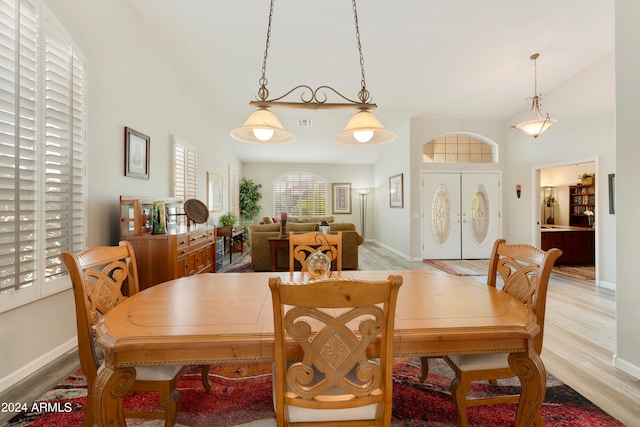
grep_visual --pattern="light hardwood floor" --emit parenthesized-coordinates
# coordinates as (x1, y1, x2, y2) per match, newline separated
(2, 241, 639, 426)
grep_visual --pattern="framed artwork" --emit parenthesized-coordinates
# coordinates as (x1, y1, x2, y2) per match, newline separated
(124, 127, 150, 179)
(389, 173, 404, 208)
(609, 173, 615, 214)
(332, 182, 352, 214)
(207, 172, 223, 212)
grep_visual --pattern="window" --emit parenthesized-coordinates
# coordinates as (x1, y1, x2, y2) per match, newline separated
(273, 172, 327, 216)
(229, 166, 239, 220)
(0, 1, 87, 312)
(423, 134, 495, 163)
(172, 135, 197, 201)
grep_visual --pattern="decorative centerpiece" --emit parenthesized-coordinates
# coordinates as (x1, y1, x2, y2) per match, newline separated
(151, 201, 167, 235)
(584, 209, 595, 227)
(307, 251, 331, 279)
(319, 220, 330, 234)
(279, 212, 288, 238)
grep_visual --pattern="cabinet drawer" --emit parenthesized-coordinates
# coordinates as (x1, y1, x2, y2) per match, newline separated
(183, 252, 197, 276)
(176, 235, 190, 254)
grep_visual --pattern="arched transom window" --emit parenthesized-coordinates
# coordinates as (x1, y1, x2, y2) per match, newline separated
(423, 134, 495, 163)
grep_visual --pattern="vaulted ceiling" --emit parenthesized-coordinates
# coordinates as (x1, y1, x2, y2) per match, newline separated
(126, 0, 614, 164)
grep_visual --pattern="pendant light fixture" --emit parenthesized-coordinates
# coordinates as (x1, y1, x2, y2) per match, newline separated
(230, 0, 395, 146)
(512, 53, 557, 138)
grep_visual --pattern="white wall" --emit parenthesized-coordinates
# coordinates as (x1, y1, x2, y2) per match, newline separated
(503, 52, 616, 286)
(614, 0, 640, 379)
(373, 121, 412, 257)
(0, 0, 242, 391)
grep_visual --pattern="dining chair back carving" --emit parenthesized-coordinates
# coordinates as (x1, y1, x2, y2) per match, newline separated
(269, 275, 402, 427)
(289, 231, 342, 273)
(60, 241, 210, 427)
(438, 238, 562, 426)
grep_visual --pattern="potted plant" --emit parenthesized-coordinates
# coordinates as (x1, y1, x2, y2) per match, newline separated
(543, 195, 556, 207)
(239, 177, 263, 222)
(579, 173, 595, 186)
(219, 213, 237, 228)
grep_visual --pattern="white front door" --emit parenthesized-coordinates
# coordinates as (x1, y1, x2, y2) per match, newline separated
(422, 172, 501, 259)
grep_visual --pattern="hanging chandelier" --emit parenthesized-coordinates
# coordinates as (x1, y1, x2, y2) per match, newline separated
(511, 53, 557, 139)
(230, 0, 396, 146)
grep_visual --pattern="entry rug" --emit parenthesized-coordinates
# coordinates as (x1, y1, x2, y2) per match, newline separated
(6, 358, 623, 426)
(423, 259, 490, 276)
(552, 265, 596, 280)
(424, 259, 596, 281)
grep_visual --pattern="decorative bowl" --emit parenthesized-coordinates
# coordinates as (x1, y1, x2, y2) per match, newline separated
(307, 251, 331, 279)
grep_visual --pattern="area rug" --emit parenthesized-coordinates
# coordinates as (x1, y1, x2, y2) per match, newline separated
(423, 259, 489, 276)
(222, 251, 253, 273)
(424, 259, 596, 281)
(552, 265, 596, 280)
(6, 358, 623, 427)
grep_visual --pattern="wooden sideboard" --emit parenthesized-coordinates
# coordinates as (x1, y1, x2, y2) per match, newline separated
(120, 196, 217, 290)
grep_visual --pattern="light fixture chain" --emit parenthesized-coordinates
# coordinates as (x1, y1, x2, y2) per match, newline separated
(352, 0, 370, 104)
(258, 0, 276, 101)
(533, 55, 538, 96)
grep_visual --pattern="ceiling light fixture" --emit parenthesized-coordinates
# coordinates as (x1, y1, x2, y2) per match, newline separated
(512, 53, 557, 139)
(230, 0, 396, 146)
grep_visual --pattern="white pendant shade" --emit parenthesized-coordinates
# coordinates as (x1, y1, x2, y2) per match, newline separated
(512, 96, 557, 139)
(333, 110, 396, 146)
(230, 108, 294, 144)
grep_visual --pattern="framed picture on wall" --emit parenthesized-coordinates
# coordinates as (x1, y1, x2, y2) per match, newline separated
(389, 173, 404, 208)
(207, 171, 223, 212)
(332, 182, 352, 214)
(124, 127, 150, 179)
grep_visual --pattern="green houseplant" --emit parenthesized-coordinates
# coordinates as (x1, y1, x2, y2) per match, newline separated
(239, 177, 263, 222)
(219, 213, 237, 228)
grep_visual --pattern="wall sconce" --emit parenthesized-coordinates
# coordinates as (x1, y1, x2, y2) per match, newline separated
(516, 184, 522, 199)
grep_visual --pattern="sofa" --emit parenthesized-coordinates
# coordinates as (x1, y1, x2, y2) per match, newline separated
(248, 222, 364, 271)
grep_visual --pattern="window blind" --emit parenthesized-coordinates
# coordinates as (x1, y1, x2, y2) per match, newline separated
(229, 166, 239, 220)
(0, 0, 87, 311)
(273, 173, 327, 216)
(172, 136, 197, 201)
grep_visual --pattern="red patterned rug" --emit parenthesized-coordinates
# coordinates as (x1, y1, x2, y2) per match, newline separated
(222, 251, 253, 273)
(6, 358, 622, 426)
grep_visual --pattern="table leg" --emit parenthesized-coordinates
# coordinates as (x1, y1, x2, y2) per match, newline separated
(93, 365, 136, 427)
(509, 351, 546, 427)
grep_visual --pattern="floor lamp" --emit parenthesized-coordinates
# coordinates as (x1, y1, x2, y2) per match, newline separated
(357, 189, 370, 243)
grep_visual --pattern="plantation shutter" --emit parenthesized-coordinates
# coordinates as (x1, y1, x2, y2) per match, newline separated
(0, 0, 39, 294)
(0, 1, 87, 309)
(44, 15, 87, 280)
(229, 166, 239, 220)
(272, 173, 327, 217)
(172, 136, 197, 201)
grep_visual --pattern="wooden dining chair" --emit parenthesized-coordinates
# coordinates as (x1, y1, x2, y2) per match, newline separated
(269, 274, 403, 427)
(289, 231, 342, 273)
(425, 238, 562, 427)
(59, 242, 211, 427)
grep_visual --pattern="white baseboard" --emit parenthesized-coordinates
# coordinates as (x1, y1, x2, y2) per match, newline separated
(0, 337, 77, 393)
(598, 280, 615, 291)
(365, 240, 411, 261)
(613, 354, 640, 380)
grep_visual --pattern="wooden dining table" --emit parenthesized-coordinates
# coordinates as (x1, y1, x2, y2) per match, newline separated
(95, 270, 545, 427)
